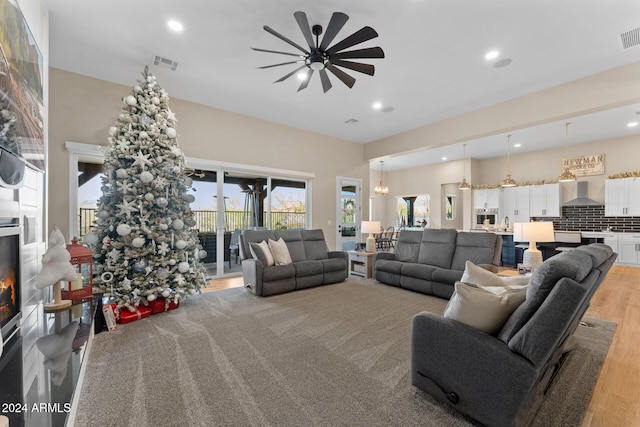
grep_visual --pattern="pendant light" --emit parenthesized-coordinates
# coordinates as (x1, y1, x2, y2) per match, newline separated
(558, 122, 577, 182)
(458, 143, 471, 190)
(501, 134, 517, 188)
(374, 161, 389, 195)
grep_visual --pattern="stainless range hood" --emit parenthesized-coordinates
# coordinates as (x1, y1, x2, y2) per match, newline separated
(563, 181, 602, 206)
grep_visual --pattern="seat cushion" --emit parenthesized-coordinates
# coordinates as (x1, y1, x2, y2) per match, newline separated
(401, 262, 437, 280)
(431, 267, 464, 286)
(321, 258, 346, 273)
(262, 264, 296, 282)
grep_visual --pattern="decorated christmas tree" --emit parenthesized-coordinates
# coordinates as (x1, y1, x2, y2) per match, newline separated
(87, 66, 207, 311)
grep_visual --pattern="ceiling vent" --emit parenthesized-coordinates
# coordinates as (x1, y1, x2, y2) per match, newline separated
(153, 55, 178, 71)
(619, 27, 640, 49)
(344, 118, 359, 124)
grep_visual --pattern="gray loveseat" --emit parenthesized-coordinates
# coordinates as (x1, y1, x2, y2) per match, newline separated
(411, 243, 617, 427)
(239, 229, 348, 296)
(374, 229, 502, 299)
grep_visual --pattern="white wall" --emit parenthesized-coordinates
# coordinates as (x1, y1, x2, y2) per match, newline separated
(48, 69, 370, 250)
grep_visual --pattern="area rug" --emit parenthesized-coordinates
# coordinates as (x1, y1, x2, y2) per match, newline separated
(75, 278, 616, 426)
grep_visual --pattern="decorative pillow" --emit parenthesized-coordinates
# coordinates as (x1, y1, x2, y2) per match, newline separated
(461, 260, 530, 288)
(249, 241, 275, 267)
(444, 281, 527, 335)
(268, 238, 293, 265)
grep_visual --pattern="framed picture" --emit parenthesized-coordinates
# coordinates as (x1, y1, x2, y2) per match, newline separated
(0, 0, 44, 171)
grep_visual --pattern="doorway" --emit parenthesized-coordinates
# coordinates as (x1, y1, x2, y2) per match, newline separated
(336, 177, 362, 251)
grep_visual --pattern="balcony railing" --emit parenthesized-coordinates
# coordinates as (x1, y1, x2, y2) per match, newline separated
(78, 208, 306, 237)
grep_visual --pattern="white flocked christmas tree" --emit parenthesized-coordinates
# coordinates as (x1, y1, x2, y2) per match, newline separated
(88, 66, 207, 311)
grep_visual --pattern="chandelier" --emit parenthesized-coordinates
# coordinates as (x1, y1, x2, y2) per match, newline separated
(458, 143, 471, 190)
(501, 134, 517, 188)
(558, 122, 577, 182)
(374, 161, 389, 195)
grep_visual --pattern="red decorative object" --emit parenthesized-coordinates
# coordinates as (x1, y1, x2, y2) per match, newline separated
(62, 237, 93, 303)
(149, 296, 180, 314)
(117, 305, 152, 324)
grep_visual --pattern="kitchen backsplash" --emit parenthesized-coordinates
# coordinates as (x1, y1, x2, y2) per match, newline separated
(531, 205, 640, 232)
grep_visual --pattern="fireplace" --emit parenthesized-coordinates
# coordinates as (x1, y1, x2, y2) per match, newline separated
(0, 226, 21, 343)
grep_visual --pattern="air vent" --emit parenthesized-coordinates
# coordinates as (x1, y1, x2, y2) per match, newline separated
(620, 27, 640, 49)
(152, 55, 179, 71)
(344, 118, 359, 124)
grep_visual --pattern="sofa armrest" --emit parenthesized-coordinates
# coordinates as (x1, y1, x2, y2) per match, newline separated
(241, 258, 264, 295)
(411, 312, 537, 427)
(328, 251, 348, 263)
(373, 252, 395, 262)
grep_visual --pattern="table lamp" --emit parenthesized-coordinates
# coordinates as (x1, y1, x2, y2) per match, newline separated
(514, 221, 555, 271)
(361, 221, 380, 253)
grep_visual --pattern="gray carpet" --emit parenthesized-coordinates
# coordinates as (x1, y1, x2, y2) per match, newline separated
(75, 278, 616, 427)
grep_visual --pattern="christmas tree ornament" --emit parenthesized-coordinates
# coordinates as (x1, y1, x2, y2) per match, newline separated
(83, 232, 99, 246)
(198, 249, 207, 259)
(116, 168, 128, 178)
(159, 223, 169, 231)
(140, 171, 154, 183)
(125, 95, 137, 106)
(147, 293, 157, 302)
(156, 197, 168, 208)
(132, 259, 147, 272)
(116, 224, 132, 236)
(175, 239, 186, 250)
(97, 210, 110, 220)
(182, 194, 196, 203)
(139, 131, 148, 139)
(162, 289, 171, 298)
(144, 192, 154, 201)
(172, 219, 184, 230)
(178, 261, 190, 273)
(151, 96, 160, 105)
(131, 236, 146, 248)
(134, 85, 142, 92)
(166, 127, 177, 138)
(109, 126, 117, 136)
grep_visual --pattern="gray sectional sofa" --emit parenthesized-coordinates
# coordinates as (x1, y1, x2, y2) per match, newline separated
(374, 228, 502, 299)
(239, 229, 348, 296)
(411, 243, 617, 427)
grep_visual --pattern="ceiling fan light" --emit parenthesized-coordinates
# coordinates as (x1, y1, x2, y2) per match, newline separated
(309, 61, 325, 71)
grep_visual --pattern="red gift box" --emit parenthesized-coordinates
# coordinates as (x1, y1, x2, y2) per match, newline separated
(149, 296, 180, 314)
(117, 305, 152, 324)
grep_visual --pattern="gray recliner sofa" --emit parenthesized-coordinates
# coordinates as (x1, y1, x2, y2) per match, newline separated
(239, 229, 348, 296)
(374, 229, 502, 299)
(411, 243, 617, 427)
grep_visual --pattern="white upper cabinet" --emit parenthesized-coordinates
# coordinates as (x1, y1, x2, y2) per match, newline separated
(529, 183, 562, 217)
(605, 178, 640, 217)
(473, 188, 500, 211)
(500, 186, 530, 224)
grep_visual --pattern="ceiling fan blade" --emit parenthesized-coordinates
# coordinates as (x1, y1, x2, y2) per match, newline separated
(274, 65, 308, 83)
(326, 26, 379, 54)
(319, 69, 332, 93)
(331, 59, 374, 76)
(264, 25, 309, 54)
(297, 69, 314, 92)
(294, 11, 315, 50)
(251, 47, 304, 58)
(327, 64, 356, 88)
(331, 47, 385, 60)
(258, 60, 303, 69)
(319, 12, 349, 51)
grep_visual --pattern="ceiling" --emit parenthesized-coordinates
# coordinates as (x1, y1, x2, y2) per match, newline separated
(47, 0, 640, 171)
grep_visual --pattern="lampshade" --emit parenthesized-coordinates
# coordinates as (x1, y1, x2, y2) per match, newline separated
(514, 221, 555, 271)
(361, 221, 380, 234)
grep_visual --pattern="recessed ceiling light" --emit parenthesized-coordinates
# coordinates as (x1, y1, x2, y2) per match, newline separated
(485, 50, 499, 60)
(514, 143, 522, 148)
(441, 156, 447, 161)
(372, 102, 383, 110)
(627, 121, 638, 127)
(167, 20, 183, 32)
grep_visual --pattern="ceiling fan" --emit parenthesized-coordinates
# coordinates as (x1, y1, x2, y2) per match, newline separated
(252, 11, 385, 93)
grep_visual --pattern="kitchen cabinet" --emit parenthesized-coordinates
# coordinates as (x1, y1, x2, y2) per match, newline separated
(605, 178, 640, 217)
(500, 186, 530, 224)
(618, 234, 640, 265)
(474, 188, 500, 211)
(529, 183, 561, 217)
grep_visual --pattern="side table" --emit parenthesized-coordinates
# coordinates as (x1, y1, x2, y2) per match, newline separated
(348, 251, 374, 279)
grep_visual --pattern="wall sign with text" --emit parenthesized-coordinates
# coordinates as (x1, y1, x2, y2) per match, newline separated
(562, 154, 604, 177)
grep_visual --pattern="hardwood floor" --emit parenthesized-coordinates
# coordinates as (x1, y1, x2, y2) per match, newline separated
(201, 266, 640, 426)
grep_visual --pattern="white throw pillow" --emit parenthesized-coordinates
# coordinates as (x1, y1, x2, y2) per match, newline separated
(268, 238, 293, 265)
(444, 281, 527, 335)
(250, 240, 275, 267)
(461, 260, 530, 288)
